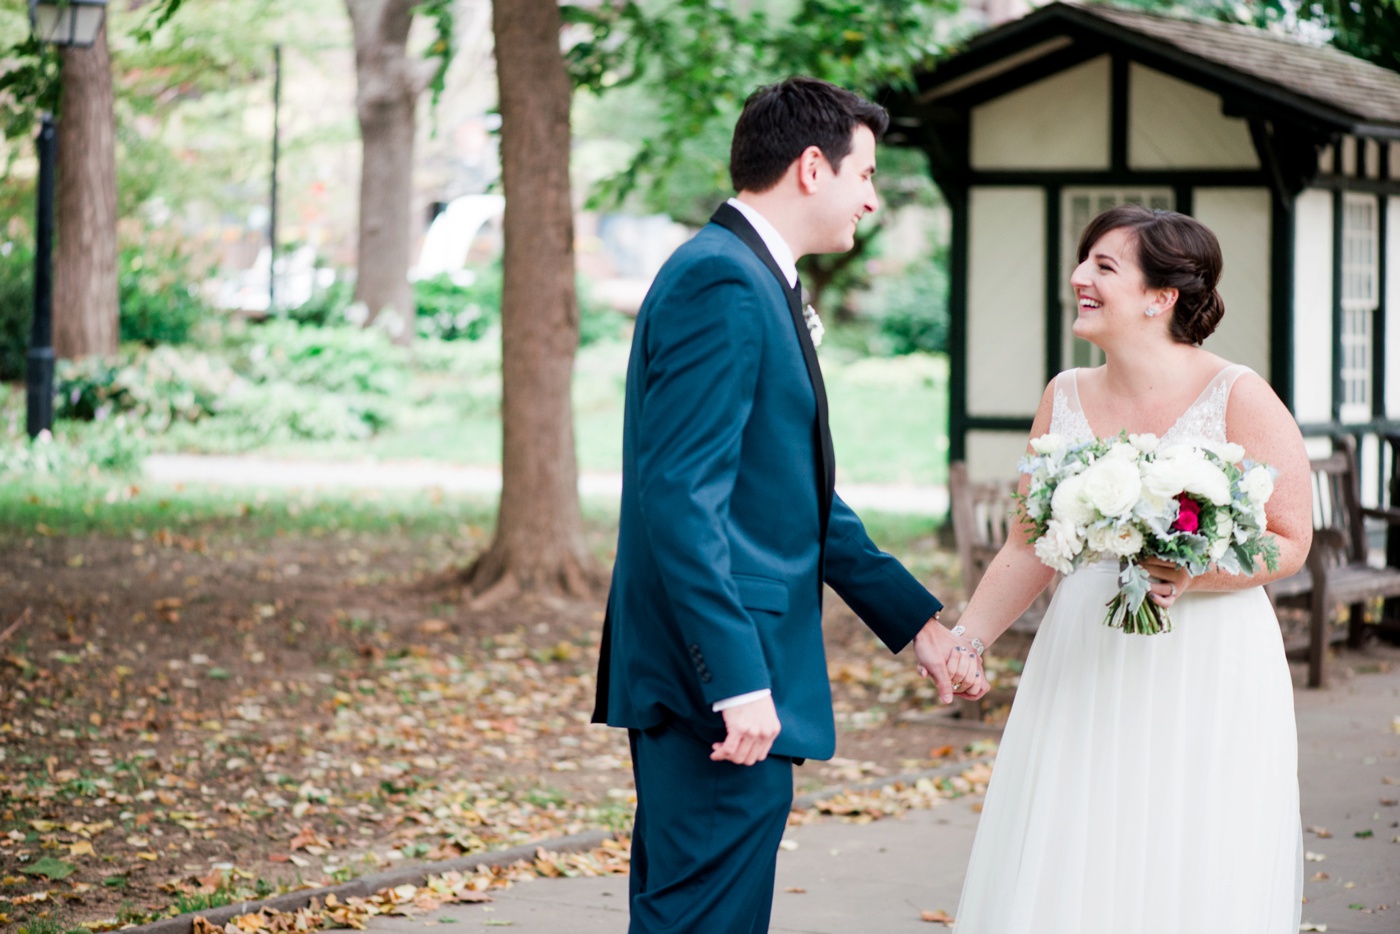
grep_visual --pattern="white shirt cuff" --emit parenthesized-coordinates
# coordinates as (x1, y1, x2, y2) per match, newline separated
(712, 688, 772, 712)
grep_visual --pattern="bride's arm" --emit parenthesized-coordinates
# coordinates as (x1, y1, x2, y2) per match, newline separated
(953, 381, 1060, 654)
(1146, 371, 1313, 601)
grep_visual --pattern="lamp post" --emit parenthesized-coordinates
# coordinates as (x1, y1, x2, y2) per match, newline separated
(26, 0, 107, 439)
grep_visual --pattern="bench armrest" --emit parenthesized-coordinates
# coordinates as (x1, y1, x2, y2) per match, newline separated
(1306, 528, 1348, 576)
(1360, 506, 1400, 526)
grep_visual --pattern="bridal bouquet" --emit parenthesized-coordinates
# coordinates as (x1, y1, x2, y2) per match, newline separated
(1017, 432, 1280, 634)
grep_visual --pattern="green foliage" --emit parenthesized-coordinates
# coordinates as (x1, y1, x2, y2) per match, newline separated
(54, 345, 236, 430)
(118, 243, 209, 346)
(288, 278, 356, 328)
(1115, 0, 1400, 73)
(415, 0, 456, 110)
(234, 318, 407, 398)
(859, 249, 950, 356)
(0, 238, 33, 381)
(414, 269, 501, 342)
(0, 406, 148, 481)
(564, 0, 959, 212)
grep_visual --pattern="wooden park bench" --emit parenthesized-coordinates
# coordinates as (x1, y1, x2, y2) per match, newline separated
(948, 461, 1052, 636)
(952, 438, 1400, 692)
(947, 462, 1053, 723)
(1266, 434, 1400, 688)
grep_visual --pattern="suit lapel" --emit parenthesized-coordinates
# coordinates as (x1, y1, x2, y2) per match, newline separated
(709, 203, 836, 527)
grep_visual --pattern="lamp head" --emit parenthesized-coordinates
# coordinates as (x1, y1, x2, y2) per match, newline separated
(30, 0, 108, 48)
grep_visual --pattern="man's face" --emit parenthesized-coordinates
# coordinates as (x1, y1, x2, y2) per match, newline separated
(812, 125, 879, 254)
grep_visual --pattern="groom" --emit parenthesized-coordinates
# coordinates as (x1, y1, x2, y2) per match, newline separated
(593, 76, 981, 932)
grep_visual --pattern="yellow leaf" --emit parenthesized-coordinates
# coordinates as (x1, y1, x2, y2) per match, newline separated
(136, 851, 158, 861)
(68, 840, 95, 858)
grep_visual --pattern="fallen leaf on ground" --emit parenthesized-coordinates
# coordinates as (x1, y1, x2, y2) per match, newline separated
(920, 908, 954, 924)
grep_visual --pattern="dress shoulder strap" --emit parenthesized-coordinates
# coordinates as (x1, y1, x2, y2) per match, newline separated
(1049, 369, 1094, 441)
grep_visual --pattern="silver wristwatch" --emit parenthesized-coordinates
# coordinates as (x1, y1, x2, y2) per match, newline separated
(950, 625, 985, 657)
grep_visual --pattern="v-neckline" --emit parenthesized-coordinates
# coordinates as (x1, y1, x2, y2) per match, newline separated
(1068, 365, 1237, 441)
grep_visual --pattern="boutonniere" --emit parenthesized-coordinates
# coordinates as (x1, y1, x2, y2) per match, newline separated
(803, 304, 824, 348)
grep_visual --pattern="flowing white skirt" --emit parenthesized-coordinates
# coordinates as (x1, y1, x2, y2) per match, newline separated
(954, 562, 1303, 933)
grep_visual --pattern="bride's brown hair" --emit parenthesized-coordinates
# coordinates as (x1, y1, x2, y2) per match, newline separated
(1076, 205, 1225, 345)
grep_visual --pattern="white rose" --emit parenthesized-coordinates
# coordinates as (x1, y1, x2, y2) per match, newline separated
(1051, 473, 1096, 526)
(1030, 433, 1064, 455)
(1182, 458, 1232, 506)
(1088, 522, 1144, 558)
(1239, 465, 1274, 506)
(1209, 441, 1246, 464)
(1142, 451, 1192, 499)
(1080, 456, 1143, 519)
(1128, 433, 1159, 454)
(1107, 523, 1144, 558)
(1104, 441, 1139, 461)
(1033, 518, 1081, 574)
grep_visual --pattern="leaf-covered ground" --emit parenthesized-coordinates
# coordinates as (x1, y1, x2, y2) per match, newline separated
(0, 487, 1000, 932)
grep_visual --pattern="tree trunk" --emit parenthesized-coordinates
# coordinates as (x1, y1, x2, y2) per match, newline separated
(53, 21, 118, 360)
(346, 0, 427, 344)
(467, 0, 599, 601)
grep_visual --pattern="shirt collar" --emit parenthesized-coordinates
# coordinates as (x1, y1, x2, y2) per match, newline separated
(726, 198, 797, 289)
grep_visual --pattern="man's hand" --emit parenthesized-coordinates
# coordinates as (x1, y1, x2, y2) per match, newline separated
(912, 617, 986, 704)
(710, 694, 781, 765)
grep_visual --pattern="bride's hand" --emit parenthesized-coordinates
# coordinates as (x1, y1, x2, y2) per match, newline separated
(1140, 558, 1189, 608)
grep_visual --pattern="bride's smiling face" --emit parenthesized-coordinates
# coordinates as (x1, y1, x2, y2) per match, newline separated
(1069, 226, 1155, 344)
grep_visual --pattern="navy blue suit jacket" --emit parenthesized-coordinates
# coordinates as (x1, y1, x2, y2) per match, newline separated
(592, 204, 942, 761)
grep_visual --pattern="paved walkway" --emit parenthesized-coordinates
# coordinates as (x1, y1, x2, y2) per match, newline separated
(359, 656, 1400, 932)
(142, 454, 950, 516)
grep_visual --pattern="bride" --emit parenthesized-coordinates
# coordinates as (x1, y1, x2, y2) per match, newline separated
(943, 205, 1312, 932)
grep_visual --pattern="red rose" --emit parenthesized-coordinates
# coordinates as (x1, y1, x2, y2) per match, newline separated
(1173, 494, 1200, 533)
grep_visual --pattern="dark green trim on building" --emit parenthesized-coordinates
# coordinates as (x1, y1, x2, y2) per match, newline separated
(1268, 190, 1295, 409)
(1332, 188, 1346, 423)
(1045, 184, 1063, 380)
(1111, 55, 1129, 172)
(947, 185, 971, 464)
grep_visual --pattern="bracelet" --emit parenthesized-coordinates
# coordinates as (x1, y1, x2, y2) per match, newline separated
(950, 624, 985, 657)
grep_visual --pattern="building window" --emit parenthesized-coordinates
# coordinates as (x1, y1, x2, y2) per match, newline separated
(1340, 192, 1378, 423)
(1061, 188, 1174, 369)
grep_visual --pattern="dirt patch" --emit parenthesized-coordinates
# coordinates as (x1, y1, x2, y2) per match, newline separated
(0, 521, 991, 930)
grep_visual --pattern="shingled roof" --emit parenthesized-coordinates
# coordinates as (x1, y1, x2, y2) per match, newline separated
(926, 1, 1400, 136)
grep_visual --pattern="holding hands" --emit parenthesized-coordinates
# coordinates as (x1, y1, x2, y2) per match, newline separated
(913, 617, 990, 702)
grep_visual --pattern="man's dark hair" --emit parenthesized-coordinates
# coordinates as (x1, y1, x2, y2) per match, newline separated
(729, 76, 889, 194)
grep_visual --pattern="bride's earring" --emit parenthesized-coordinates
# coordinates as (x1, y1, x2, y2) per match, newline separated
(1144, 306, 1159, 317)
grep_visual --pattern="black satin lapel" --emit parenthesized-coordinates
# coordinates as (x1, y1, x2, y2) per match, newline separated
(708, 204, 836, 523)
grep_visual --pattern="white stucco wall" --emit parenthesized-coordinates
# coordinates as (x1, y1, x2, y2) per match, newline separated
(967, 186, 1046, 419)
(966, 430, 1032, 482)
(970, 56, 1111, 170)
(1127, 65, 1258, 170)
(1293, 188, 1334, 423)
(1192, 188, 1271, 377)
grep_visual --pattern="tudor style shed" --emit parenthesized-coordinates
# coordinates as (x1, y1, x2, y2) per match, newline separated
(883, 1, 1400, 500)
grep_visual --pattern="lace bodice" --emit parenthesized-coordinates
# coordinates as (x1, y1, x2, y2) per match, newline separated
(1048, 365, 1249, 445)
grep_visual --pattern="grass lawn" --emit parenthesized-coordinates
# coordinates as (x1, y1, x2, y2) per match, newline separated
(243, 337, 950, 486)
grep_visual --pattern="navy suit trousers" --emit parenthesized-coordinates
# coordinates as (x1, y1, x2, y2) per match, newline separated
(628, 727, 794, 933)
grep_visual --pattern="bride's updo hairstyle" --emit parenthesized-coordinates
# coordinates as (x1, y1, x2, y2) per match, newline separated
(1076, 205, 1225, 345)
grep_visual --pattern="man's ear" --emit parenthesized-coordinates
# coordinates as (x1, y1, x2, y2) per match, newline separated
(796, 145, 825, 194)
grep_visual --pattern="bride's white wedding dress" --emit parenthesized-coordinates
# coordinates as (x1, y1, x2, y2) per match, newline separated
(953, 365, 1303, 933)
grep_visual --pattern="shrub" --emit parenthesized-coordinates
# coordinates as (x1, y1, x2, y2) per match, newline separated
(55, 345, 239, 432)
(859, 249, 950, 357)
(414, 268, 502, 342)
(0, 414, 148, 479)
(234, 319, 407, 398)
(0, 240, 34, 381)
(118, 243, 209, 346)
